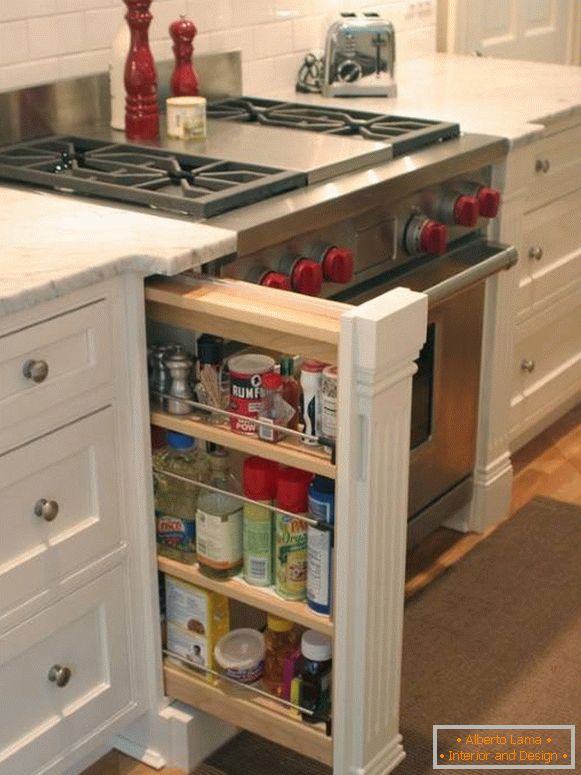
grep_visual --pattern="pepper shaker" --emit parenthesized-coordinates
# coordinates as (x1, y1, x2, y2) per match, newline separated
(123, 0, 159, 140)
(169, 15, 199, 97)
(149, 345, 173, 407)
(165, 348, 195, 415)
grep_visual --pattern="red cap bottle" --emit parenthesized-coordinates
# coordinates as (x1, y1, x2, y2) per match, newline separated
(243, 456, 278, 501)
(276, 467, 309, 514)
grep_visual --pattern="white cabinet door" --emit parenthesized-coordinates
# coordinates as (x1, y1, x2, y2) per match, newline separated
(334, 287, 427, 775)
(0, 566, 136, 775)
(0, 407, 123, 623)
(451, 0, 574, 63)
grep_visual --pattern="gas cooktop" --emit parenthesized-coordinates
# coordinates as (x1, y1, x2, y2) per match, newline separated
(0, 136, 306, 218)
(207, 97, 460, 156)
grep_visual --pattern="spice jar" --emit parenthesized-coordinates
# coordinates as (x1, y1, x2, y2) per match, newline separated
(297, 630, 332, 723)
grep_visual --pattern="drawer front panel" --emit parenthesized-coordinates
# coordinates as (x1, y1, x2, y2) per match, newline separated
(0, 408, 122, 619)
(0, 301, 113, 430)
(0, 566, 134, 775)
(518, 187, 581, 315)
(512, 290, 581, 435)
(527, 124, 581, 211)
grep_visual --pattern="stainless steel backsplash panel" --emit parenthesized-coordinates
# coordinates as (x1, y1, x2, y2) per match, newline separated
(0, 51, 242, 146)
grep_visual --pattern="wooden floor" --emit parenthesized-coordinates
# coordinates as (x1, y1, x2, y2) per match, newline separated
(82, 404, 581, 775)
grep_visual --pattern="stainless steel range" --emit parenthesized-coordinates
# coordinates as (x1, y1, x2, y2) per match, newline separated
(0, 77, 516, 545)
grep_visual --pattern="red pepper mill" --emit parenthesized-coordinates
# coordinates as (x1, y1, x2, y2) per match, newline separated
(169, 15, 199, 97)
(123, 0, 159, 140)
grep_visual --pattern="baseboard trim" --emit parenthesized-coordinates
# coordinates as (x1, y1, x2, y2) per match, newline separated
(113, 735, 166, 769)
(351, 734, 406, 775)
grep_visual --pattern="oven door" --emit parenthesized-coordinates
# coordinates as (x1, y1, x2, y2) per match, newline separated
(336, 237, 517, 546)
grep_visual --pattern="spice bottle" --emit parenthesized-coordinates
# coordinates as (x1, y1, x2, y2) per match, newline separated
(242, 456, 277, 587)
(196, 334, 227, 423)
(300, 360, 325, 445)
(275, 467, 310, 600)
(307, 476, 335, 616)
(196, 448, 243, 578)
(297, 630, 332, 723)
(153, 432, 212, 564)
(280, 355, 299, 430)
(263, 615, 301, 697)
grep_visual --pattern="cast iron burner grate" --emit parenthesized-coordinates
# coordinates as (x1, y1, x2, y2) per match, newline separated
(0, 136, 307, 218)
(207, 98, 460, 156)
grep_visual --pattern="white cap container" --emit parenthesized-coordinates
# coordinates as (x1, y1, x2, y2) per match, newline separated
(301, 629, 332, 662)
(214, 628, 265, 683)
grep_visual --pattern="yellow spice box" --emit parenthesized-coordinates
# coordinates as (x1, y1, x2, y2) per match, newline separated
(164, 574, 230, 681)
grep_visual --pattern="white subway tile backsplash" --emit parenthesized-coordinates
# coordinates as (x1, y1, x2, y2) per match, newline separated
(28, 12, 86, 59)
(85, 6, 122, 50)
(252, 20, 293, 60)
(59, 47, 108, 77)
(0, 0, 434, 92)
(0, 20, 29, 66)
(2, 56, 60, 89)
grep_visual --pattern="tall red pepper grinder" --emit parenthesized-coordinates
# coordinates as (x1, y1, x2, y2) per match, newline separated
(169, 15, 199, 96)
(123, 0, 159, 140)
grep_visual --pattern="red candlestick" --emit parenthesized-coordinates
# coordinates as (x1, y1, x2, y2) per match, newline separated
(169, 15, 199, 97)
(124, 0, 159, 140)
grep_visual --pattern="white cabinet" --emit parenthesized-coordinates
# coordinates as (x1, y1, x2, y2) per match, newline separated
(145, 275, 427, 774)
(0, 567, 134, 775)
(0, 279, 150, 775)
(505, 119, 581, 449)
(0, 408, 123, 624)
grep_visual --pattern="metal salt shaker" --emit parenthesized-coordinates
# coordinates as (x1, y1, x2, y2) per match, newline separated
(149, 345, 174, 407)
(164, 347, 194, 415)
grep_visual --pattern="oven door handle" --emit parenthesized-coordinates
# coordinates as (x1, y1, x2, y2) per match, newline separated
(426, 242, 518, 305)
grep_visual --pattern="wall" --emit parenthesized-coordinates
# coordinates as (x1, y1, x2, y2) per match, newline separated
(0, 0, 436, 94)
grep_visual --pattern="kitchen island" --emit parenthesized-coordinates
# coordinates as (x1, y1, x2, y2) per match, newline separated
(0, 51, 579, 775)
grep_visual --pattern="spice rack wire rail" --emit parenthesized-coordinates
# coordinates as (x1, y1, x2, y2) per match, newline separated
(163, 660, 333, 766)
(150, 408, 336, 479)
(158, 555, 333, 637)
(145, 274, 351, 365)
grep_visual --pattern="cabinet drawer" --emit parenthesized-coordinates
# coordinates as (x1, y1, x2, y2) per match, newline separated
(0, 408, 122, 621)
(0, 300, 113, 433)
(518, 187, 581, 315)
(0, 566, 134, 775)
(526, 124, 581, 211)
(512, 289, 581, 440)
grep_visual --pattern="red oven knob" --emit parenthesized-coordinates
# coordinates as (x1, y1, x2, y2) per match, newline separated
(260, 271, 292, 291)
(476, 187, 501, 218)
(321, 246, 354, 283)
(291, 259, 323, 295)
(419, 220, 447, 256)
(453, 195, 479, 227)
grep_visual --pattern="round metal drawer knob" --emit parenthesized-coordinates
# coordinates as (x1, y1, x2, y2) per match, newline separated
(22, 359, 49, 384)
(48, 664, 71, 688)
(521, 359, 536, 373)
(535, 159, 550, 174)
(528, 246, 543, 261)
(34, 498, 59, 522)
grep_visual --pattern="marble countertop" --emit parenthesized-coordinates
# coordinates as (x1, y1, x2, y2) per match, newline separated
(266, 53, 581, 148)
(0, 185, 235, 317)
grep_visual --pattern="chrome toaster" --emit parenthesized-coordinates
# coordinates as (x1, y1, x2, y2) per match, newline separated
(322, 12, 397, 98)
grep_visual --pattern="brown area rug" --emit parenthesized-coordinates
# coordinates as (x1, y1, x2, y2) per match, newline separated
(194, 497, 581, 775)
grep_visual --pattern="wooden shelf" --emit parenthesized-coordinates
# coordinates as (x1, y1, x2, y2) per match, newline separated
(146, 275, 349, 365)
(159, 556, 333, 637)
(151, 410, 336, 479)
(164, 661, 333, 766)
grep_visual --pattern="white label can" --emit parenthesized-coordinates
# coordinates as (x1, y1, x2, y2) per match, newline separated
(166, 96, 207, 140)
(321, 365, 337, 440)
(300, 360, 325, 445)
